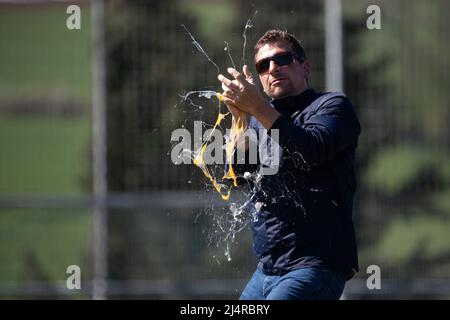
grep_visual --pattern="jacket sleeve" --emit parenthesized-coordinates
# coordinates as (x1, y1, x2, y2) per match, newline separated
(268, 96, 361, 169)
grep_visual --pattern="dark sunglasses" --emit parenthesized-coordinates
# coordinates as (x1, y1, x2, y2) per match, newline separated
(255, 52, 302, 74)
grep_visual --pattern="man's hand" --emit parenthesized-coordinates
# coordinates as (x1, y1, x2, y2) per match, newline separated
(222, 94, 249, 123)
(218, 67, 250, 125)
(218, 65, 280, 129)
(218, 65, 266, 115)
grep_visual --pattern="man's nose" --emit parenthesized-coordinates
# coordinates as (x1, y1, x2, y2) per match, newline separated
(269, 60, 279, 73)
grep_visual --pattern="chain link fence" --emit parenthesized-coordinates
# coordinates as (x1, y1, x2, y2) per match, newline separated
(0, 0, 449, 299)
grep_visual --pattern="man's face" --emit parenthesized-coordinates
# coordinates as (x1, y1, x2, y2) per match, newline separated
(255, 40, 310, 99)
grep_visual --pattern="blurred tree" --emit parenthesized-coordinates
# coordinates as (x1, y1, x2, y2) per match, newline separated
(343, 0, 450, 281)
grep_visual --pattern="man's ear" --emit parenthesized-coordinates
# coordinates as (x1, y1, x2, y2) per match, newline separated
(303, 59, 310, 81)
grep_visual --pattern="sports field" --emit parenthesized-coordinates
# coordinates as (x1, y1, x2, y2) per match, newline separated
(0, 4, 92, 285)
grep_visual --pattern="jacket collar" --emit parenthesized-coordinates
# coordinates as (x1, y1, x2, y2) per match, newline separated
(271, 88, 319, 118)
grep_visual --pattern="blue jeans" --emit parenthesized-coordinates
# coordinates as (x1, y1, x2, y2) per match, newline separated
(239, 266, 347, 300)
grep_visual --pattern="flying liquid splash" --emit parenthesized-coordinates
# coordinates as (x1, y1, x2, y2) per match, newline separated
(179, 15, 258, 261)
(181, 24, 220, 74)
(180, 91, 247, 201)
(240, 10, 258, 68)
(180, 13, 258, 200)
(192, 93, 232, 200)
(224, 41, 236, 70)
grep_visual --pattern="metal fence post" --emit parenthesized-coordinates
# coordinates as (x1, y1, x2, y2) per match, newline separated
(91, 0, 108, 300)
(325, 0, 347, 299)
(325, 0, 343, 92)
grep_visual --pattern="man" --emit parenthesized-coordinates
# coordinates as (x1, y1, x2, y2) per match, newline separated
(217, 29, 361, 300)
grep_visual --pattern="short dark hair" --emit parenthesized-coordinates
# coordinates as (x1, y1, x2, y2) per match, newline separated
(254, 29, 306, 61)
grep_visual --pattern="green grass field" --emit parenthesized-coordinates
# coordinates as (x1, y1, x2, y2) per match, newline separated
(0, 208, 91, 282)
(0, 5, 92, 100)
(0, 4, 92, 286)
(0, 116, 90, 194)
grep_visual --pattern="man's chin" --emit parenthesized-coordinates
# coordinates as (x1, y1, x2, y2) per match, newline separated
(269, 89, 289, 99)
(268, 86, 307, 99)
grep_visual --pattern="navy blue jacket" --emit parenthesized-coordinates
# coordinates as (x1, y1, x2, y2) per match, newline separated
(235, 88, 361, 278)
